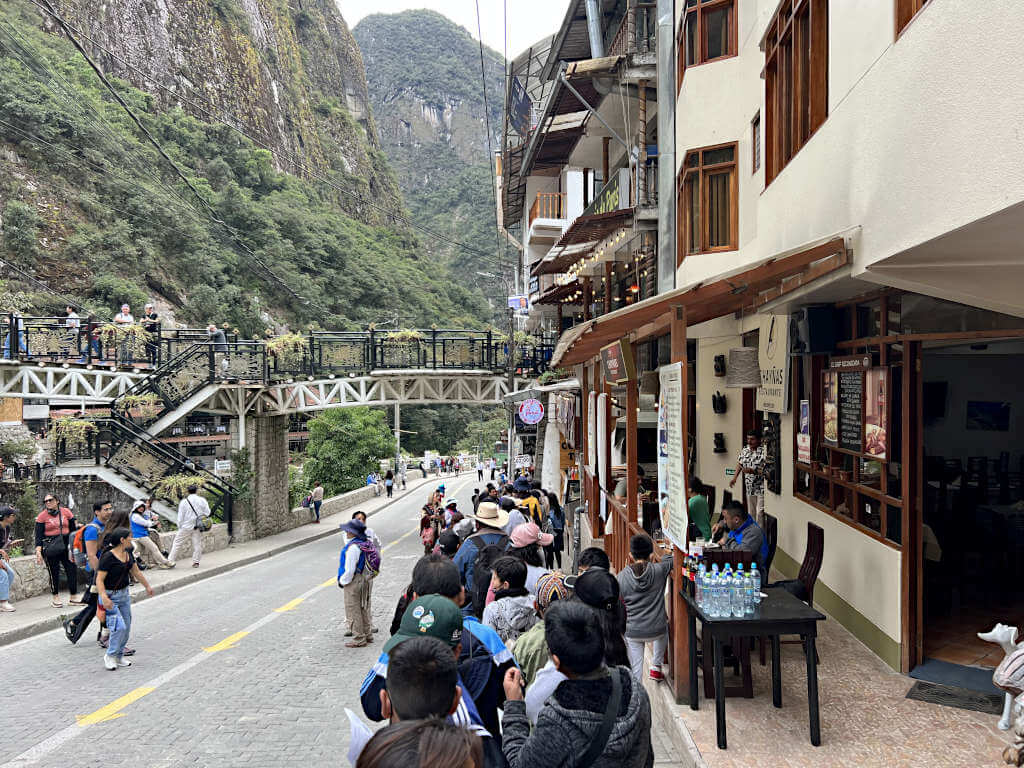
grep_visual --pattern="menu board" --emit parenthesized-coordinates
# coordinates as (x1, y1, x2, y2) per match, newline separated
(838, 371, 864, 453)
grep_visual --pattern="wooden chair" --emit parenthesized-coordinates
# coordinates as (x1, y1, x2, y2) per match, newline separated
(779, 522, 824, 659)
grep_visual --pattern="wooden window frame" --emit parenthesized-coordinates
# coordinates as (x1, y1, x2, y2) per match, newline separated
(896, 0, 930, 37)
(763, 0, 828, 186)
(677, 141, 738, 261)
(751, 111, 761, 173)
(679, 0, 737, 83)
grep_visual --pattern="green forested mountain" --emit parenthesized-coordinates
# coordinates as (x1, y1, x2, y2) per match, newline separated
(0, 0, 490, 331)
(353, 10, 515, 292)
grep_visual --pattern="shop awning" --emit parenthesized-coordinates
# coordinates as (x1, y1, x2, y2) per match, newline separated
(533, 208, 635, 275)
(535, 279, 581, 305)
(553, 238, 850, 366)
(504, 377, 581, 404)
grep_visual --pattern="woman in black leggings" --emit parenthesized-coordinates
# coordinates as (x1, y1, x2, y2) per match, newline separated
(34, 494, 80, 608)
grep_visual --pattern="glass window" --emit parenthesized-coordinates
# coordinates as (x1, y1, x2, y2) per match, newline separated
(703, 4, 731, 60)
(679, 143, 737, 258)
(680, 1, 735, 74)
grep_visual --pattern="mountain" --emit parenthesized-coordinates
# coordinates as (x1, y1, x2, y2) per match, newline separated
(353, 10, 514, 291)
(0, 0, 490, 332)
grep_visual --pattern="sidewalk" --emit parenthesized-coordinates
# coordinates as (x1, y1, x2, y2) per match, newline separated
(0, 473, 438, 647)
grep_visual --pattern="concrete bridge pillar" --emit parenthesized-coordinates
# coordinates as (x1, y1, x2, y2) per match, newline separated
(232, 414, 289, 542)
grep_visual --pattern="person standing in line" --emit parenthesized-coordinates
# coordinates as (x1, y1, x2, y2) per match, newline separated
(129, 499, 174, 569)
(618, 533, 673, 683)
(730, 429, 767, 527)
(345, 511, 381, 638)
(544, 492, 565, 570)
(0, 506, 19, 612)
(169, 485, 208, 568)
(384, 470, 394, 499)
(141, 303, 160, 366)
(63, 500, 112, 643)
(510, 571, 569, 687)
(113, 303, 134, 365)
(477, 459, 484, 482)
(338, 518, 379, 648)
(482, 556, 537, 644)
(34, 493, 80, 607)
(311, 482, 325, 523)
(96, 527, 154, 670)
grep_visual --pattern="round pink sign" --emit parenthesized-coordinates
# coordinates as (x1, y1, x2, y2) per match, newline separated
(518, 398, 545, 425)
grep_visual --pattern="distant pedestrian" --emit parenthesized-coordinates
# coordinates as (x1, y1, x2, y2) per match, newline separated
(419, 461, 427, 479)
(477, 460, 484, 482)
(169, 485, 209, 568)
(489, 458, 496, 481)
(96, 527, 153, 670)
(129, 499, 173, 569)
(384, 470, 394, 499)
(0, 506, 19, 612)
(311, 482, 325, 523)
(618, 533, 673, 683)
(545, 492, 565, 570)
(338, 518, 380, 648)
(34, 493, 79, 607)
(399, 465, 407, 489)
(207, 323, 229, 373)
(113, 303, 134, 365)
(141, 303, 160, 366)
(64, 305, 81, 358)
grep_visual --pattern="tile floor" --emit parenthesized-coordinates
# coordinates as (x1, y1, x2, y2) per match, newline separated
(924, 603, 1024, 668)
(661, 610, 1012, 767)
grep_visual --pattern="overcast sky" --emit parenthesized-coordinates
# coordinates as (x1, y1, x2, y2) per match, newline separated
(339, 0, 572, 59)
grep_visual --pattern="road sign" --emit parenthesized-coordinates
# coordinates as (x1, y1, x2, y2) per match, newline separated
(514, 454, 532, 468)
(518, 398, 545, 425)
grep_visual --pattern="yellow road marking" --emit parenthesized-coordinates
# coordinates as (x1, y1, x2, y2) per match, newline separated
(76, 687, 155, 726)
(275, 597, 304, 612)
(321, 577, 336, 587)
(203, 630, 249, 653)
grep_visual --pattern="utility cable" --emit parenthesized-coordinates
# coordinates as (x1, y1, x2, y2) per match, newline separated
(25, 0, 513, 269)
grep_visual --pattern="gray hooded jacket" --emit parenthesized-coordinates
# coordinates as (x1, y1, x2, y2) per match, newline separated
(617, 555, 674, 639)
(482, 593, 538, 644)
(502, 665, 653, 768)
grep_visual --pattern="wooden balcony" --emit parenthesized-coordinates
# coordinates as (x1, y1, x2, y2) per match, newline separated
(528, 192, 567, 227)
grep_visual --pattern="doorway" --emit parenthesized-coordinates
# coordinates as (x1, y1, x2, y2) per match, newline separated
(918, 338, 1024, 670)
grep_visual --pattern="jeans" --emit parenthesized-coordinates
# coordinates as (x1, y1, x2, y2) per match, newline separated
(104, 588, 132, 659)
(168, 527, 202, 565)
(625, 631, 669, 681)
(385, 483, 393, 498)
(312, 500, 322, 520)
(0, 560, 15, 600)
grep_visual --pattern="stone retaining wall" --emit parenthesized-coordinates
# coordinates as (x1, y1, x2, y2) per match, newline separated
(5, 523, 230, 601)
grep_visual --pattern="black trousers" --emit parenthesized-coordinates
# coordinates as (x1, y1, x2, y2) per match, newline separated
(68, 576, 99, 643)
(43, 551, 77, 595)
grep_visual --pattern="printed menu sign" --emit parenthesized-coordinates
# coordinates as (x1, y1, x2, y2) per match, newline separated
(658, 363, 688, 551)
(823, 371, 838, 447)
(838, 371, 864, 453)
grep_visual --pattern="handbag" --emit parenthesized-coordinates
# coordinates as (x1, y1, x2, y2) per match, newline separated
(42, 513, 68, 559)
(577, 667, 622, 768)
(186, 498, 212, 533)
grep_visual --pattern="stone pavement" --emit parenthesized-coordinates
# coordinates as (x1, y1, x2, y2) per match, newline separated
(649, 593, 1011, 768)
(0, 472, 438, 648)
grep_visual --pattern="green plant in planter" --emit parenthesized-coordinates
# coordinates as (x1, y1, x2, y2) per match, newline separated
(537, 367, 571, 385)
(53, 417, 97, 445)
(120, 393, 162, 420)
(384, 329, 425, 342)
(266, 333, 307, 368)
(153, 474, 206, 502)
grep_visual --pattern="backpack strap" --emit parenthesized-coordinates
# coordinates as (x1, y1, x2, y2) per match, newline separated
(576, 668, 622, 768)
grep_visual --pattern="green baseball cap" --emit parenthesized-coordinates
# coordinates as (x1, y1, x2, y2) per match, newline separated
(383, 595, 464, 654)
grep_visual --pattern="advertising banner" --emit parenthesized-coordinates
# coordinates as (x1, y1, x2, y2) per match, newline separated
(756, 313, 790, 413)
(658, 363, 688, 550)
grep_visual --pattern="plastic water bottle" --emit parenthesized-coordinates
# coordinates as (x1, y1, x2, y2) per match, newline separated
(712, 573, 725, 617)
(743, 571, 755, 615)
(750, 563, 762, 605)
(732, 565, 745, 616)
(696, 563, 707, 609)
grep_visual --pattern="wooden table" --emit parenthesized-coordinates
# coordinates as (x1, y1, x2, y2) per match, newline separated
(680, 586, 826, 749)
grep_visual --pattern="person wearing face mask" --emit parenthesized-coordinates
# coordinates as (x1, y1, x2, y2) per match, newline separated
(34, 494, 80, 608)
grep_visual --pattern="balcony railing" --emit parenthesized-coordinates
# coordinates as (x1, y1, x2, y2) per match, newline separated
(528, 192, 567, 227)
(609, 3, 658, 57)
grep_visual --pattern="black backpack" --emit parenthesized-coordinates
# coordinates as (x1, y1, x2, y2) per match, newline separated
(469, 533, 509, 619)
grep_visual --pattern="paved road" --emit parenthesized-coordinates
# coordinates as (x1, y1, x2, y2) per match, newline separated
(1, 471, 675, 767)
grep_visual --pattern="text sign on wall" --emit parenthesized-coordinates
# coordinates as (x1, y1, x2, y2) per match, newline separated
(658, 362, 688, 551)
(600, 338, 636, 384)
(583, 168, 629, 218)
(586, 391, 596, 474)
(756, 314, 790, 413)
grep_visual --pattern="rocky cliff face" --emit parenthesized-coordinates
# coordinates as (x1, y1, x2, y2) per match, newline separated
(52, 0, 400, 225)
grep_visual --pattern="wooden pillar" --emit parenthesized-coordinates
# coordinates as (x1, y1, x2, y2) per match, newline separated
(626, 377, 639, 529)
(556, 302, 563, 330)
(602, 137, 610, 183)
(670, 305, 692, 705)
(583, 277, 593, 321)
(604, 262, 613, 315)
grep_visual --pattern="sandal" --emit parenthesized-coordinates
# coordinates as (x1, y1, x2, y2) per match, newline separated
(51, 598, 64, 608)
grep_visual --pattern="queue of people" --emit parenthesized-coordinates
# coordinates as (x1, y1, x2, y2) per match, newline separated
(349, 484, 662, 768)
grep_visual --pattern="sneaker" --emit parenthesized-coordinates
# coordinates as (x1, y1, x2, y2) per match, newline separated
(344, 640, 367, 648)
(117, 658, 132, 668)
(192, 563, 199, 568)
(104, 655, 117, 671)
(63, 618, 77, 643)
(0, 601, 14, 612)
(68, 598, 86, 606)
(51, 598, 64, 608)
(122, 647, 136, 656)
(344, 630, 354, 637)
(649, 668, 664, 682)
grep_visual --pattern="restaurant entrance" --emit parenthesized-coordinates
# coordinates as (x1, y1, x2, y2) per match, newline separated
(918, 337, 1024, 671)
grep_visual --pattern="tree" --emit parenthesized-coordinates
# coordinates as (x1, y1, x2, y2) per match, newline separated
(454, 412, 508, 456)
(302, 407, 394, 494)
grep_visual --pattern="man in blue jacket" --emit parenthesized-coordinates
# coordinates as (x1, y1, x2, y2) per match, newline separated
(717, 500, 769, 571)
(452, 501, 510, 617)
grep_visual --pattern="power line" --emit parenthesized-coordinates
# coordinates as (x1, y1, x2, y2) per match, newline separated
(28, 1, 330, 314)
(25, 0, 513, 269)
(474, 0, 510, 287)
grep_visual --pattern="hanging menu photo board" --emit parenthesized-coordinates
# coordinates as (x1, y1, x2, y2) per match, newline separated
(823, 371, 838, 447)
(838, 371, 864, 453)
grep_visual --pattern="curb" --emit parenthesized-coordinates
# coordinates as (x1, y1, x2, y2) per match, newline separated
(0, 474, 438, 648)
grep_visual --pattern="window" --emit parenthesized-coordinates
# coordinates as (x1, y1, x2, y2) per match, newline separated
(681, 0, 736, 76)
(896, 0, 929, 35)
(751, 112, 761, 172)
(764, 0, 828, 185)
(678, 143, 737, 261)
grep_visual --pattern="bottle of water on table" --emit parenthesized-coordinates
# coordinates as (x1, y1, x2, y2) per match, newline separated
(743, 570, 755, 615)
(750, 563, 762, 605)
(732, 564, 745, 617)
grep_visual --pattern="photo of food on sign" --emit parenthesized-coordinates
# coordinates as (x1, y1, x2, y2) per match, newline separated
(864, 368, 887, 459)
(823, 371, 838, 445)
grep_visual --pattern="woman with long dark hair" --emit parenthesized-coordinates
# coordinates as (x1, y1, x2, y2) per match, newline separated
(356, 718, 482, 768)
(384, 470, 395, 499)
(95, 527, 153, 670)
(544, 492, 565, 570)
